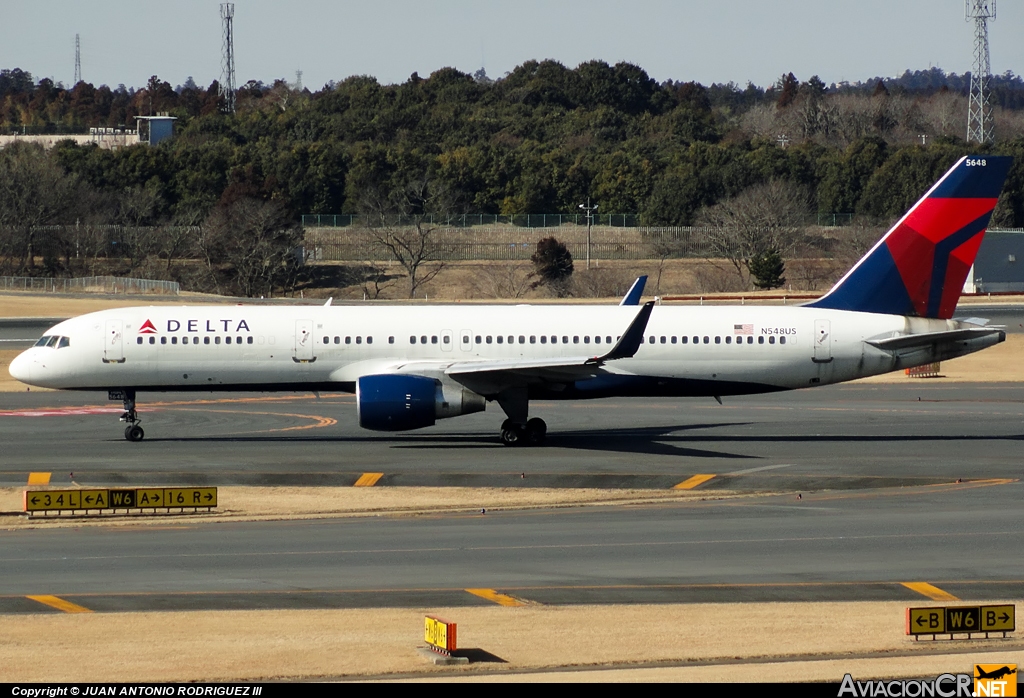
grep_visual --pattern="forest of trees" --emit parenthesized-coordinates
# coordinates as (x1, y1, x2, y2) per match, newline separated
(3, 62, 1024, 295)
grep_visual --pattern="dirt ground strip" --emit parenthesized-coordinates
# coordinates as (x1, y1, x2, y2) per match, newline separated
(1, 602, 1021, 682)
(0, 486, 731, 528)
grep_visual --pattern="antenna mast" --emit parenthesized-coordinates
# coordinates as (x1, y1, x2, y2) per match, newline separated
(220, 3, 236, 113)
(74, 34, 81, 85)
(966, 0, 996, 143)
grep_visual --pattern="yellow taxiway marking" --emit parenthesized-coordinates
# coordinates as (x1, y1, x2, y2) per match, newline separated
(901, 582, 959, 601)
(27, 595, 92, 613)
(673, 474, 716, 490)
(353, 473, 384, 487)
(27, 472, 51, 485)
(465, 588, 527, 606)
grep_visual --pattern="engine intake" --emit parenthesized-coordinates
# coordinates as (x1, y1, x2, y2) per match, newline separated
(357, 374, 485, 431)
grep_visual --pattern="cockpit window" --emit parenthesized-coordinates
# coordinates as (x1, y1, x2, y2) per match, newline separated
(34, 335, 52, 347)
(57, 336, 70, 349)
(45, 335, 59, 348)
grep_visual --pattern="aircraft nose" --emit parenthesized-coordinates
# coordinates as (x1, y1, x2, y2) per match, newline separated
(8, 350, 33, 384)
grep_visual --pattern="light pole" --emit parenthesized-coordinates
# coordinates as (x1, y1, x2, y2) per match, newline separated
(579, 198, 598, 269)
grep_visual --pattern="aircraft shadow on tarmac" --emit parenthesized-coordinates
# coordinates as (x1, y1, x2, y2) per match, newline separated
(145, 421, 1024, 460)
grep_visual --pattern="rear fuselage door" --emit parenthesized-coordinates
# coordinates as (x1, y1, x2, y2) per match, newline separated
(104, 319, 124, 363)
(813, 319, 832, 363)
(294, 320, 315, 362)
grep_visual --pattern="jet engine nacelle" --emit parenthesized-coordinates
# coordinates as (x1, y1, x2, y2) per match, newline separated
(356, 374, 486, 431)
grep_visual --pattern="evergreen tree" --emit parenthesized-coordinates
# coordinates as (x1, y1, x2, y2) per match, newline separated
(747, 249, 786, 290)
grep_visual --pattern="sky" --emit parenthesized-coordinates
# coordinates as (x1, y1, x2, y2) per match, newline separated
(1, 1, 1021, 91)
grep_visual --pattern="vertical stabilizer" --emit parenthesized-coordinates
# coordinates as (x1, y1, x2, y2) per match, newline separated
(808, 155, 1012, 318)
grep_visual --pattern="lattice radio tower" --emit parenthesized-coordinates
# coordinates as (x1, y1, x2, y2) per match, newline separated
(74, 34, 81, 85)
(966, 0, 996, 143)
(220, 3, 236, 113)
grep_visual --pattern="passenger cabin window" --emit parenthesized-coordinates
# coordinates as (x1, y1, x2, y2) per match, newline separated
(247, 337, 253, 345)
(334, 337, 340, 344)
(215, 337, 221, 345)
(725, 336, 731, 344)
(769, 336, 776, 344)
(137, 337, 143, 345)
(204, 337, 210, 345)
(367, 336, 373, 344)
(410, 336, 416, 344)
(389, 336, 395, 344)
(356, 336, 362, 344)
(758, 336, 765, 344)
(161, 337, 167, 345)
(149, 337, 156, 345)
(431, 336, 438, 344)
(171, 337, 178, 345)
(584, 336, 590, 344)
(496, 336, 503, 344)
(226, 337, 232, 344)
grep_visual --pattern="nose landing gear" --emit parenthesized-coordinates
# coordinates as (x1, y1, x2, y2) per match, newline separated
(116, 389, 144, 442)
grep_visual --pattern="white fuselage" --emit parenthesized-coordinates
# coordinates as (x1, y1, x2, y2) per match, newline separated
(8, 303, 995, 399)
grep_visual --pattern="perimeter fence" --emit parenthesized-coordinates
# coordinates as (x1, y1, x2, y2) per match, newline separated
(0, 275, 180, 294)
(301, 225, 851, 263)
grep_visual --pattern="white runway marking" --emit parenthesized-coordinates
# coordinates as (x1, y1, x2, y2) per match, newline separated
(725, 463, 797, 476)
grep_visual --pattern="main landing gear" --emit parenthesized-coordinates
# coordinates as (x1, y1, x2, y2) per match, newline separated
(496, 387, 546, 447)
(500, 418, 547, 447)
(118, 389, 144, 442)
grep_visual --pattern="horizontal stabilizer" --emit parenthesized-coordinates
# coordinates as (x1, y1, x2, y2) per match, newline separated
(866, 327, 1004, 352)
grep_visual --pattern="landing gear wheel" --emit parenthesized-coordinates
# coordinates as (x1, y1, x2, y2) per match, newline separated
(500, 426, 523, 447)
(125, 425, 145, 442)
(525, 418, 547, 446)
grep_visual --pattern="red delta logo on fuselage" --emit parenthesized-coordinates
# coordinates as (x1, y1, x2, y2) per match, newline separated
(138, 319, 158, 334)
(165, 319, 251, 333)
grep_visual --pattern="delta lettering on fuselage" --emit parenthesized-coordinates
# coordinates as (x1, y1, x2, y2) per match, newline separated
(164, 319, 251, 333)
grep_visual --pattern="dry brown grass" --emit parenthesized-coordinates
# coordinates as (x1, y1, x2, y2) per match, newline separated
(2, 602, 1020, 682)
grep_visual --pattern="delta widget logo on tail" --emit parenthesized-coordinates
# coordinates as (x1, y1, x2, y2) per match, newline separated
(138, 319, 158, 334)
(809, 155, 1014, 320)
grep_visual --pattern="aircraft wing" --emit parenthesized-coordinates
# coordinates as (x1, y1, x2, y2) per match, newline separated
(865, 327, 1004, 353)
(387, 301, 654, 395)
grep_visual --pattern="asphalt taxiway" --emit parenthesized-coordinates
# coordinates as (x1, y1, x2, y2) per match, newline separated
(1, 383, 1022, 614)
(1, 383, 1023, 489)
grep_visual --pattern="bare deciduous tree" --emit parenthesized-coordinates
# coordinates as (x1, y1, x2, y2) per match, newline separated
(477, 262, 534, 299)
(360, 177, 451, 299)
(695, 179, 810, 289)
(204, 197, 301, 297)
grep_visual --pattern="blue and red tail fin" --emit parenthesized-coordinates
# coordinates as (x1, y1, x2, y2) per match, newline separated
(807, 155, 1012, 319)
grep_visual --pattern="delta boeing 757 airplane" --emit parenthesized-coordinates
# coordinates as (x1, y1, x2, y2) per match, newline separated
(8, 155, 1013, 446)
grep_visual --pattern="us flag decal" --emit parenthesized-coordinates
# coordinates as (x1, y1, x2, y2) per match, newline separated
(734, 324, 753, 335)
